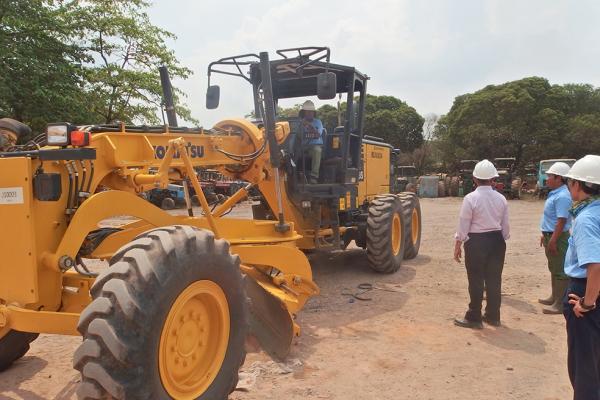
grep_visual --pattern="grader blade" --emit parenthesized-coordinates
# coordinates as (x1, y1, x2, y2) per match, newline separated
(244, 275, 294, 361)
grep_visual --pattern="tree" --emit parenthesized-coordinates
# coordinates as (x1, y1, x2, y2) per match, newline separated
(0, 0, 196, 138)
(75, 0, 196, 125)
(363, 95, 424, 152)
(0, 0, 93, 135)
(437, 77, 600, 170)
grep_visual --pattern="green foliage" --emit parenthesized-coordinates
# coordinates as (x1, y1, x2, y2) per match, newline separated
(363, 95, 424, 152)
(437, 77, 600, 170)
(75, 0, 196, 125)
(275, 95, 424, 152)
(0, 0, 93, 135)
(316, 104, 339, 133)
(0, 0, 195, 139)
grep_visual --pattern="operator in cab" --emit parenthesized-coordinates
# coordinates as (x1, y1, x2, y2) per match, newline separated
(0, 118, 30, 151)
(299, 100, 324, 184)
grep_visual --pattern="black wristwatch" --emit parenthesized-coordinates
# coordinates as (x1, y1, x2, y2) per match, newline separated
(579, 297, 597, 311)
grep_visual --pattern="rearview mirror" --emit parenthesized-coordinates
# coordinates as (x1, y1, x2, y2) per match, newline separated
(206, 85, 220, 109)
(317, 72, 337, 100)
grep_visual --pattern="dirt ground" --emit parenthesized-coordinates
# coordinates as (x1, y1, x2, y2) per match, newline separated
(0, 198, 572, 400)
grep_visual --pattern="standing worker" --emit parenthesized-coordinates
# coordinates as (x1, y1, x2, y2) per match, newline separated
(539, 162, 573, 314)
(299, 100, 324, 184)
(0, 118, 30, 151)
(561, 155, 600, 400)
(453, 159, 510, 329)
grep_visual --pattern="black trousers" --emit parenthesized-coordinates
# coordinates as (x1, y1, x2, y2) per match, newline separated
(464, 231, 506, 322)
(563, 278, 600, 400)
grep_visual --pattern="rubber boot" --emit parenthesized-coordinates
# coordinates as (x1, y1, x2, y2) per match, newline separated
(543, 279, 568, 314)
(538, 276, 554, 306)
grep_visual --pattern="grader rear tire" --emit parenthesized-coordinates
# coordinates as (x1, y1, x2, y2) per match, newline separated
(74, 225, 247, 400)
(398, 193, 422, 260)
(0, 330, 39, 372)
(366, 195, 406, 273)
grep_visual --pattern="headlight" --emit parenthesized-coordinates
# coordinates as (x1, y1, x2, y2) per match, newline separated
(46, 123, 72, 146)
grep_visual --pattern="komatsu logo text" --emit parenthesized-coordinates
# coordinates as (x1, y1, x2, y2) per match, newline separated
(153, 143, 204, 159)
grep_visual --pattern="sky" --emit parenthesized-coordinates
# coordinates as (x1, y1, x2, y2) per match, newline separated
(148, 0, 600, 126)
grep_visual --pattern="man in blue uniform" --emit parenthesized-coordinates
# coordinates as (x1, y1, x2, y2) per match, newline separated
(562, 155, 600, 400)
(539, 162, 572, 314)
(299, 100, 324, 184)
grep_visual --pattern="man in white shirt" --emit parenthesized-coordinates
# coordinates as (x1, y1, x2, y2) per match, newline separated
(454, 159, 510, 329)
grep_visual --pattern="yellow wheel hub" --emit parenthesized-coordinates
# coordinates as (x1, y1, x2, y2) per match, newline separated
(391, 213, 402, 256)
(159, 280, 230, 399)
(411, 208, 420, 244)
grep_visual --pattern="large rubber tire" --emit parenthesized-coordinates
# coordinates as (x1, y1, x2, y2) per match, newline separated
(444, 176, 452, 196)
(437, 181, 446, 198)
(366, 195, 406, 273)
(161, 197, 175, 210)
(74, 225, 247, 400)
(0, 330, 39, 372)
(450, 177, 460, 197)
(405, 183, 417, 193)
(399, 193, 422, 260)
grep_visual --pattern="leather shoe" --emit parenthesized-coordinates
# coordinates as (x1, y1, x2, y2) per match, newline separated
(483, 316, 501, 326)
(454, 318, 483, 329)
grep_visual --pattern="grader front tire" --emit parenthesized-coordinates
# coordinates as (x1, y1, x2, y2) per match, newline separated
(0, 330, 39, 372)
(74, 225, 247, 400)
(366, 195, 406, 273)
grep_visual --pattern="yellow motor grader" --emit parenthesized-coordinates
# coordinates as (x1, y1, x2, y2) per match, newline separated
(0, 47, 421, 399)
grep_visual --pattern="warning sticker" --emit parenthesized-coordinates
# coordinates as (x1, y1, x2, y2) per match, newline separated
(0, 187, 24, 205)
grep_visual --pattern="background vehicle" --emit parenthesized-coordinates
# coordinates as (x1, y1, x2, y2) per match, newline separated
(494, 157, 520, 199)
(396, 165, 419, 193)
(146, 183, 187, 209)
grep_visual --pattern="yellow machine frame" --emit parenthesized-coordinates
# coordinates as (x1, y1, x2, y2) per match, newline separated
(0, 119, 319, 339)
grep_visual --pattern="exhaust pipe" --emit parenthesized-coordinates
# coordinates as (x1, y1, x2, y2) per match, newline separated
(159, 66, 178, 127)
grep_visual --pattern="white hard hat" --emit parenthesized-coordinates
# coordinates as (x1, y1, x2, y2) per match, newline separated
(472, 159, 499, 180)
(546, 162, 571, 177)
(301, 100, 316, 112)
(564, 155, 600, 186)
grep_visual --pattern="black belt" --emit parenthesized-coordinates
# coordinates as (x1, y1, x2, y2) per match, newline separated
(542, 231, 553, 235)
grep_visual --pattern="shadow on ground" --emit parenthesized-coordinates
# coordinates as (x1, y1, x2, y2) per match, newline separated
(475, 324, 547, 354)
(0, 356, 48, 400)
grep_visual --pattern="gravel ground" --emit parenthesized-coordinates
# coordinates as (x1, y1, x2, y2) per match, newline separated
(0, 198, 572, 400)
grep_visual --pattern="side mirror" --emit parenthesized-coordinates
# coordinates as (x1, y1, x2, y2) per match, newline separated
(317, 72, 337, 100)
(206, 85, 220, 109)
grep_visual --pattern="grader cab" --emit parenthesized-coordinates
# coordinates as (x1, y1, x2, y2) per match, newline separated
(0, 47, 421, 399)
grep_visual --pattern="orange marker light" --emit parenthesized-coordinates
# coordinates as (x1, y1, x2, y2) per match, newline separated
(70, 130, 89, 146)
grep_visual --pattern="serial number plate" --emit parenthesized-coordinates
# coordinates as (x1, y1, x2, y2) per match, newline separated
(0, 187, 24, 204)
